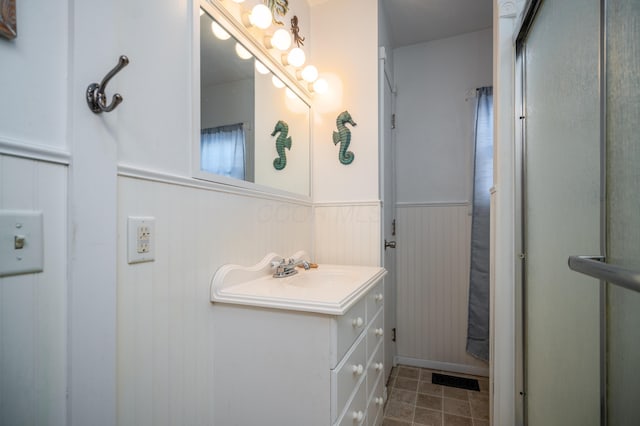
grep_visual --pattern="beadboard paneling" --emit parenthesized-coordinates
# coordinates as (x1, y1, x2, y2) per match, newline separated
(116, 176, 312, 426)
(396, 204, 487, 372)
(313, 203, 381, 266)
(0, 155, 68, 425)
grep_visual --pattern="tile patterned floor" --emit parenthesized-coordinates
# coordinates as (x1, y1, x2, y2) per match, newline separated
(382, 366, 490, 426)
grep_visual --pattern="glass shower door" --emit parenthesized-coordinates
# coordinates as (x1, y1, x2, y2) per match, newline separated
(520, 0, 601, 424)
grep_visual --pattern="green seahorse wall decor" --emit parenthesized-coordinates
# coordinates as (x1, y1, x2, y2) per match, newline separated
(333, 110, 357, 165)
(264, 0, 289, 26)
(271, 120, 292, 170)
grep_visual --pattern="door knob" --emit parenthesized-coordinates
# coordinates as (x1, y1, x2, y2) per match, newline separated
(384, 239, 396, 250)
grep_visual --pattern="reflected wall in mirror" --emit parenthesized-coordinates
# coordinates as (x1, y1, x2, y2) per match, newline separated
(198, 7, 311, 197)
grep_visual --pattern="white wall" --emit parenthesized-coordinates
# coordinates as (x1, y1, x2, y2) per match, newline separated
(311, 0, 379, 203)
(393, 29, 492, 374)
(395, 29, 493, 204)
(0, 1, 70, 424)
(310, 0, 381, 267)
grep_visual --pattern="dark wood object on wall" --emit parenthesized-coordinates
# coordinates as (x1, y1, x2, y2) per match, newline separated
(0, 0, 17, 40)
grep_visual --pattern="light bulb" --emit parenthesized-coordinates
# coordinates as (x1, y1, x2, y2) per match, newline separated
(300, 65, 318, 83)
(270, 29, 291, 51)
(235, 43, 252, 60)
(272, 76, 285, 89)
(211, 21, 230, 40)
(312, 78, 328, 94)
(250, 4, 272, 29)
(285, 47, 306, 68)
(255, 60, 269, 75)
(231, 0, 245, 3)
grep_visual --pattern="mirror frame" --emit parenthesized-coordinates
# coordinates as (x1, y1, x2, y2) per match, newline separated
(193, 0, 313, 200)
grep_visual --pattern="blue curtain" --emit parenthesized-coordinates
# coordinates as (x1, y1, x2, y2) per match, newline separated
(467, 86, 493, 362)
(201, 123, 246, 179)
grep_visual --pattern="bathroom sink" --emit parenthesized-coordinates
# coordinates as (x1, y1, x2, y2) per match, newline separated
(210, 252, 386, 315)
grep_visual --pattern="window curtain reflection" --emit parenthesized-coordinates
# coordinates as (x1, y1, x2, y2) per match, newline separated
(201, 123, 246, 180)
(467, 86, 493, 362)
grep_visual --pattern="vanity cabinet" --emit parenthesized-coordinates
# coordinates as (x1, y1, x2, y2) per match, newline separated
(211, 276, 386, 426)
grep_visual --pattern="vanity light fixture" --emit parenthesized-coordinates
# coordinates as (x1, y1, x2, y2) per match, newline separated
(211, 21, 231, 40)
(243, 4, 272, 30)
(283, 47, 305, 68)
(298, 65, 318, 83)
(255, 60, 270, 75)
(272, 76, 285, 89)
(235, 43, 253, 60)
(266, 28, 292, 51)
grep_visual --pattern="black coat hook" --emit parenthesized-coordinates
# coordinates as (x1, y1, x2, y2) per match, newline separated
(86, 55, 129, 113)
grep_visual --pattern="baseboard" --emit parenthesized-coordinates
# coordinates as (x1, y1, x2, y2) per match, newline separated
(394, 356, 489, 378)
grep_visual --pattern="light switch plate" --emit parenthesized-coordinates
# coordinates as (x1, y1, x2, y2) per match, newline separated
(0, 211, 44, 277)
(127, 216, 155, 264)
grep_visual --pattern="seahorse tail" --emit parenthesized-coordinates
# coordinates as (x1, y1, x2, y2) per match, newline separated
(273, 156, 286, 170)
(340, 150, 354, 165)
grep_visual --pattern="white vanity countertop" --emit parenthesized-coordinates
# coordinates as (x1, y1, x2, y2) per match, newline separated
(211, 256, 386, 315)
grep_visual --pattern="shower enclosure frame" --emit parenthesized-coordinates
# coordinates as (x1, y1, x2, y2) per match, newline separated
(514, 0, 608, 424)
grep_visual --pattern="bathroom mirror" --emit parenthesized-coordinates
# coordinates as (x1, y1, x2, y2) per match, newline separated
(196, 4, 311, 197)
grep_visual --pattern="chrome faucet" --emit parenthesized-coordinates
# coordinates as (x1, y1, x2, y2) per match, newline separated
(272, 257, 310, 278)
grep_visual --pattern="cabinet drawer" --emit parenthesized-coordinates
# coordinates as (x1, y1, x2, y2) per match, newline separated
(367, 340, 384, 398)
(366, 309, 384, 363)
(367, 373, 385, 426)
(335, 296, 367, 363)
(335, 376, 367, 426)
(365, 280, 384, 318)
(332, 333, 367, 422)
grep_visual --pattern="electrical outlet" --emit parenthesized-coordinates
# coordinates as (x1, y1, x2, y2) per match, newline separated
(128, 217, 155, 264)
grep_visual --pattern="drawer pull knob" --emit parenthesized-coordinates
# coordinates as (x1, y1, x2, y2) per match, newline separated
(351, 410, 364, 422)
(352, 317, 364, 328)
(375, 396, 384, 406)
(374, 293, 383, 302)
(352, 364, 364, 375)
(374, 362, 384, 371)
(374, 328, 384, 337)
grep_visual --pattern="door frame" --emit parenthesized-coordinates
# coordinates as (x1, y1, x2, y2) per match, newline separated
(67, 0, 119, 424)
(378, 46, 397, 378)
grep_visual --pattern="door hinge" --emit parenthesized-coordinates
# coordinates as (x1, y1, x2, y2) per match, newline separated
(392, 219, 396, 236)
(391, 114, 396, 129)
(392, 327, 397, 342)
(518, 252, 526, 260)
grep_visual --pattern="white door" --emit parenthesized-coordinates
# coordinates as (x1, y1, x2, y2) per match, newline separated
(379, 52, 397, 378)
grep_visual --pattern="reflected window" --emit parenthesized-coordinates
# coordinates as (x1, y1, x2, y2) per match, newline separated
(201, 123, 246, 179)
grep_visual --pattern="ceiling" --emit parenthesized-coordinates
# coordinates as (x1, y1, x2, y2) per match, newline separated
(380, 0, 493, 47)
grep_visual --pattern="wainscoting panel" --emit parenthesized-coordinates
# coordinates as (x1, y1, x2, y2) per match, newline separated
(117, 175, 313, 426)
(0, 155, 68, 425)
(313, 203, 381, 267)
(395, 203, 487, 374)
